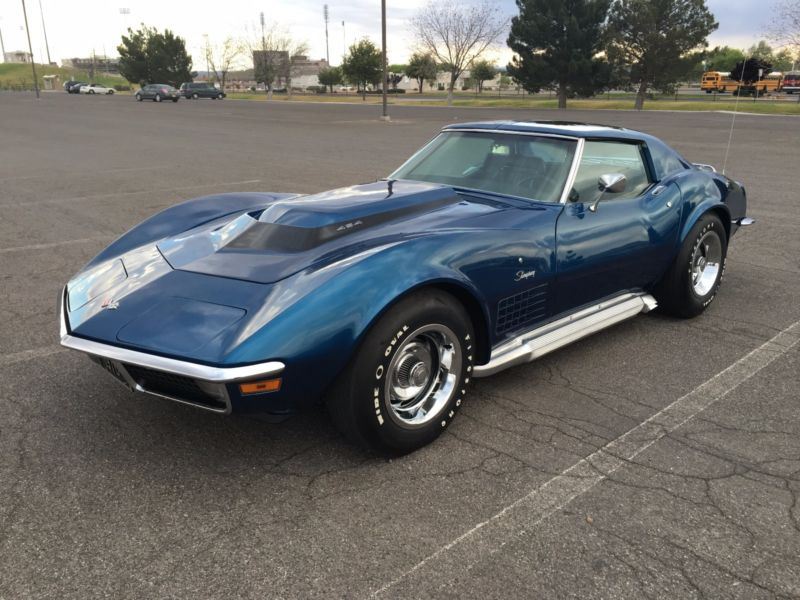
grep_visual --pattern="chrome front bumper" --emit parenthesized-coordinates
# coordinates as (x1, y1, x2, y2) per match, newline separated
(59, 288, 285, 414)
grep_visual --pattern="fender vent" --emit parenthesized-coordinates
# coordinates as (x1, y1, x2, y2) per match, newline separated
(496, 284, 548, 335)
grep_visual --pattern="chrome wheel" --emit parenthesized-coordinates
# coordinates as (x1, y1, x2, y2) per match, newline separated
(385, 324, 461, 427)
(691, 230, 723, 296)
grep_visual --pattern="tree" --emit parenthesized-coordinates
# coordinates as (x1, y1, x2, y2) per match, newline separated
(769, 0, 800, 52)
(387, 72, 403, 91)
(747, 40, 775, 61)
(204, 36, 244, 91)
(342, 39, 382, 100)
(507, 0, 611, 109)
(245, 22, 307, 98)
(730, 57, 773, 85)
(470, 60, 496, 93)
(405, 52, 438, 93)
(704, 46, 746, 72)
(117, 26, 193, 87)
(411, 0, 507, 105)
(606, 0, 717, 110)
(318, 66, 343, 93)
(773, 48, 796, 72)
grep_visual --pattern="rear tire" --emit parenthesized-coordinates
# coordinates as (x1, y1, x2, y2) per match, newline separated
(655, 213, 727, 318)
(327, 290, 475, 455)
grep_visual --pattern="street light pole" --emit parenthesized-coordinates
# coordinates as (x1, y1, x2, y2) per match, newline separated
(38, 0, 51, 64)
(21, 0, 39, 98)
(381, 0, 388, 120)
(324, 5, 330, 65)
(0, 21, 6, 61)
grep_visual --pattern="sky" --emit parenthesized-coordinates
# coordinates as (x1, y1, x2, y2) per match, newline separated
(0, 0, 783, 70)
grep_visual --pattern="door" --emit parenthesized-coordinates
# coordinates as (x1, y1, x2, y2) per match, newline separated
(554, 140, 681, 315)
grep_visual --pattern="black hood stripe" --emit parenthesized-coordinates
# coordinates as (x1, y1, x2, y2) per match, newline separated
(224, 194, 460, 253)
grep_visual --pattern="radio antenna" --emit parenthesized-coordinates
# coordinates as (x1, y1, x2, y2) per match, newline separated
(722, 53, 750, 175)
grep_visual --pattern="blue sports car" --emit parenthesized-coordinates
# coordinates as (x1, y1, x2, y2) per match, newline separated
(60, 121, 752, 454)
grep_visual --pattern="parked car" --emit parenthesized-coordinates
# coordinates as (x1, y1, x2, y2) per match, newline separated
(59, 121, 752, 454)
(180, 82, 226, 99)
(79, 83, 115, 95)
(135, 84, 180, 102)
(64, 80, 87, 94)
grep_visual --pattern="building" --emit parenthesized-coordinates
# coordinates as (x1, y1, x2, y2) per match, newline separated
(252, 51, 329, 89)
(62, 56, 120, 76)
(4, 51, 32, 64)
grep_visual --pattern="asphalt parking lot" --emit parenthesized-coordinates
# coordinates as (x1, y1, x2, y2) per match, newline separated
(1, 92, 799, 599)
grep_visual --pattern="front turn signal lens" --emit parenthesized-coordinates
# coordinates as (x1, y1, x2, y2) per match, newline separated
(239, 378, 282, 395)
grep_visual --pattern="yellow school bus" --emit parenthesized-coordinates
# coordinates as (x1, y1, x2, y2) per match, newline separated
(701, 71, 783, 95)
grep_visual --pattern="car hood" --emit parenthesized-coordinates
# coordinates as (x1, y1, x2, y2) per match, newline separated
(156, 180, 503, 284)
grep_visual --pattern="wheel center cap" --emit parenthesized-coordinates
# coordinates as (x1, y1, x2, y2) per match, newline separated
(408, 362, 430, 387)
(697, 257, 707, 270)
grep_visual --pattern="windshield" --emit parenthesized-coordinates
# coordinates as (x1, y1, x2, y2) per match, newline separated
(391, 131, 577, 203)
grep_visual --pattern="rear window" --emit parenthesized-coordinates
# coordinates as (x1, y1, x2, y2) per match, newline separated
(648, 139, 687, 180)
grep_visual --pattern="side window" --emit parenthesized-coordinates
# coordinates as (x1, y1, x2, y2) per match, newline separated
(571, 141, 650, 202)
(648, 140, 687, 181)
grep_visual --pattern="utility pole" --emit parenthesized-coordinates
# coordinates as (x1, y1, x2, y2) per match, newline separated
(203, 33, 209, 80)
(342, 20, 346, 63)
(323, 5, 330, 65)
(21, 0, 39, 98)
(380, 0, 388, 120)
(38, 0, 51, 64)
(0, 20, 6, 62)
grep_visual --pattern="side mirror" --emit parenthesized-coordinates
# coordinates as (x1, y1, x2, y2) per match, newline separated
(589, 173, 627, 212)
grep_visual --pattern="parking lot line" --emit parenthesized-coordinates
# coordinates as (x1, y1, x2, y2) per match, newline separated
(370, 317, 800, 597)
(0, 236, 113, 254)
(3, 179, 263, 207)
(0, 344, 65, 367)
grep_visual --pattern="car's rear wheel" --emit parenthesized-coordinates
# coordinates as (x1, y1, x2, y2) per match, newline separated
(108, 90, 114, 95)
(655, 213, 727, 318)
(327, 290, 474, 455)
(88, 90, 95, 94)
(217, 93, 224, 99)
(172, 97, 179, 103)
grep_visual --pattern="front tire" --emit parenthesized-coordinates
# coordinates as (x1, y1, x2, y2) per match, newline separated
(154, 94, 162, 102)
(655, 213, 727, 318)
(327, 290, 475, 455)
(192, 93, 199, 99)
(135, 93, 142, 101)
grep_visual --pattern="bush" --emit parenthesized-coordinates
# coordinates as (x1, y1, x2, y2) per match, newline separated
(113, 84, 131, 92)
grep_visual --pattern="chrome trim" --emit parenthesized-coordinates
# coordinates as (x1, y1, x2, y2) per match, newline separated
(132, 382, 231, 415)
(693, 163, 717, 173)
(560, 137, 585, 204)
(735, 217, 755, 226)
(59, 288, 285, 384)
(440, 128, 582, 142)
(473, 293, 657, 378)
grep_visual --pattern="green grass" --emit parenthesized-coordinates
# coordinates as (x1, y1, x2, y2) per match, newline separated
(0, 63, 130, 91)
(223, 91, 800, 115)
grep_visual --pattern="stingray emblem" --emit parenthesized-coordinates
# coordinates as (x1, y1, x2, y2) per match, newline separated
(515, 270, 536, 282)
(101, 298, 120, 310)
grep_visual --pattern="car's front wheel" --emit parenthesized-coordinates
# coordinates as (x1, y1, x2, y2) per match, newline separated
(108, 90, 114, 95)
(154, 94, 162, 102)
(655, 213, 728, 318)
(135, 93, 142, 101)
(192, 93, 199, 99)
(327, 290, 474, 455)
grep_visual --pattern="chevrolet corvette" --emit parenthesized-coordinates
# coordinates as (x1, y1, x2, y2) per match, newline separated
(60, 121, 752, 453)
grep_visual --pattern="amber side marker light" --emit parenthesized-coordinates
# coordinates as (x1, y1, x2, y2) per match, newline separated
(239, 378, 282, 395)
